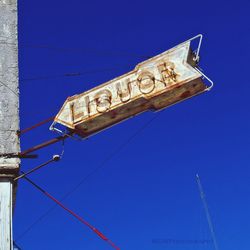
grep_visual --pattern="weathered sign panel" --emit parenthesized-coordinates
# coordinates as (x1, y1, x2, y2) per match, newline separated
(54, 40, 210, 138)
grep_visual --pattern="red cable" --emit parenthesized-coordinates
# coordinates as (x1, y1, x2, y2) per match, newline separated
(22, 175, 120, 250)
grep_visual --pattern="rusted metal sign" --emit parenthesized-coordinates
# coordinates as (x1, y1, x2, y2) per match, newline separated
(52, 36, 212, 138)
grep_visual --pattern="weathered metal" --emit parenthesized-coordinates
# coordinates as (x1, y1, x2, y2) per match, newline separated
(19, 134, 68, 156)
(19, 116, 55, 135)
(54, 39, 211, 138)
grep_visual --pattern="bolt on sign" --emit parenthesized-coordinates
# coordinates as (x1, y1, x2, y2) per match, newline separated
(53, 36, 213, 138)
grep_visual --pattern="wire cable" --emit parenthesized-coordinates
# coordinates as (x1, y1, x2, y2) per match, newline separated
(15, 113, 160, 242)
(14, 155, 60, 181)
(13, 241, 22, 250)
(20, 68, 126, 82)
(22, 174, 120, 250)
(21, 43, 151, 59)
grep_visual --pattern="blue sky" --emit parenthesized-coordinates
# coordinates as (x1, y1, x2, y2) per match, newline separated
(14, 0, 250, 249)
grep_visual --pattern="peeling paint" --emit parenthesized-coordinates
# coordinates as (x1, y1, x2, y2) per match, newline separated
(55, 41, 207, 138)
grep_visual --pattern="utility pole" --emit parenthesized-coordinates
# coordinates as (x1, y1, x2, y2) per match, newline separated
(0, 1, 20, 250)
(196, 174, 219, 250)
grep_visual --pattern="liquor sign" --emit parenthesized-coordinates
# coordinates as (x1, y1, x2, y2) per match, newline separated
(53, 39, 211, 138)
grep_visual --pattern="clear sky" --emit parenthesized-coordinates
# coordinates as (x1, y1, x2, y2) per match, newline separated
(14, 0, 250, 249)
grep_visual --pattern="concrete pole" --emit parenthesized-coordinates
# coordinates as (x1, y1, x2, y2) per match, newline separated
(0, 1, 20, 249)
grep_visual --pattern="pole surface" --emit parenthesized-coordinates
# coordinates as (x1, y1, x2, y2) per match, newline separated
(0, 181, 13, 250)
(0, 1, 20, 249)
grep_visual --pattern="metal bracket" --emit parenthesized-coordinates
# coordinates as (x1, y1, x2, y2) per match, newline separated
(49, 121, 64, 134)
(50, 121, 82, 141)
(195, 66, 214, 91)
(175, 34, 203, 63)
(187, 34, 203, 62)
(185, 34, 214, 91)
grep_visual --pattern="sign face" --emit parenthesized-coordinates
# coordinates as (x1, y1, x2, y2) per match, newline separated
(54, 41, 207, 137)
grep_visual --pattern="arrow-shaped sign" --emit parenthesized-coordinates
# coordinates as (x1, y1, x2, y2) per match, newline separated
(52, 37, 212, 138)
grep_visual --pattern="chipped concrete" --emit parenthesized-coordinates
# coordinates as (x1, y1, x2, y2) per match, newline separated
(0, 0, 20, 175)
